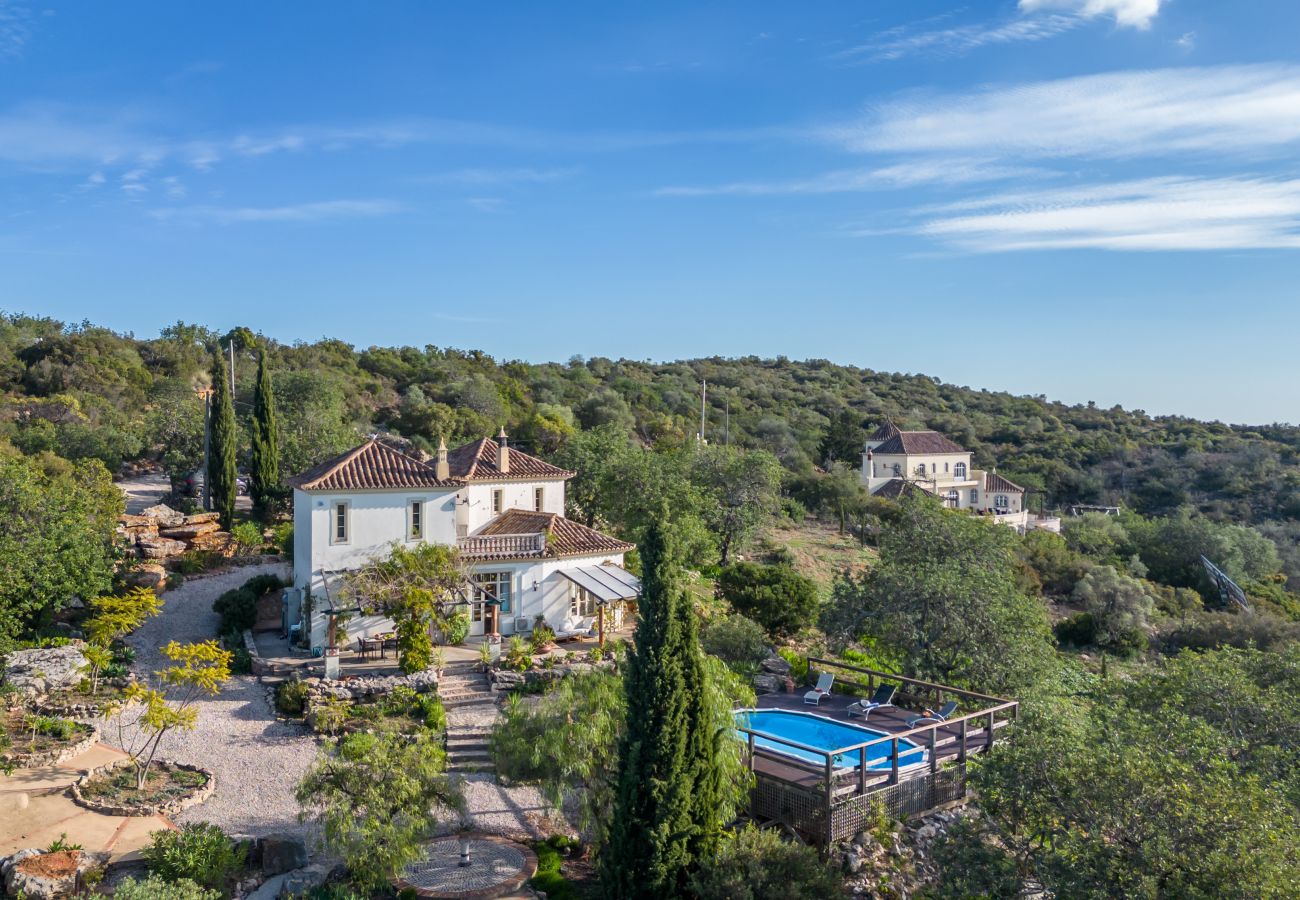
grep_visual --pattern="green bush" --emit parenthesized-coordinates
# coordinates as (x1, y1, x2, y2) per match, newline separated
(530, 621, 557, 652)
(230, 521, 264, 554)
(242, 573, 286, 597)
(530, 834, 580, 900)
(272, 521, 294, 559)
(505, 635, 533, 672)
(689, 824, 844, 899)
(174, 550, 222, 575)
(1054, 612, 1097, 648)
(276, 678, 311, 716)
(777, 648, 809, 682)
(439, 610, 470, 645)
(717, 562, 820, 640)
(700, 613, 770, 672)
(213, 588, 257, 633)
(143, 822, 246, 892)
(113, 874, 221, 900)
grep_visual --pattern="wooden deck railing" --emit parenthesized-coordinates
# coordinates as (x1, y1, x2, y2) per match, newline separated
(457, 532, 547, 557)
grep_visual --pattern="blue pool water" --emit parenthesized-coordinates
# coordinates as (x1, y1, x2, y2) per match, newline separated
(734, 709, 926, 771)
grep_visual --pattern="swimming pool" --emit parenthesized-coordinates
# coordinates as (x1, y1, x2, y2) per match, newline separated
(734, 709, 926, 771)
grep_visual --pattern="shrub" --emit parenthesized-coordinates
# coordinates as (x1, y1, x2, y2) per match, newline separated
(271, 522, 294, 559)
(530, 621, 557, 653)
(531, 835, 580, 900)
(688, 824, 844, 899)
(230, 521, 264, 555)
(113, 874, 221, 900)
(143, 822, 246, 892)
(1055, 612, 1098, 648)
(174, 551, 221, 575)
(777, 648, 808, 682)
(700, 613, 770, 671)
(505, 636, 533, 672)
(213, 588, 257, 634)
(439, 610, 470, 645)
(276, 678, 311, 716)
(242, 573, 286, 597)
(717, 562, 819, 640)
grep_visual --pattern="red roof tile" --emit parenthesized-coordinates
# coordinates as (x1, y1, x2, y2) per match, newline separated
(868, 420, 901, 441)
(474, 508, 634, 559)
(290, 439, 461, 491)
(873, 431, 968, 455)
(983, 471, 1025, 493)
(446, 438, 574, 481)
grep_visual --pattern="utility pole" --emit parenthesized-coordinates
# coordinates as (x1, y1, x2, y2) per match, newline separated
(197, 386, 214, 511)
(228, 339, 236, 396)
(724, 396, 730, 447)
(698, 379, 707, 444)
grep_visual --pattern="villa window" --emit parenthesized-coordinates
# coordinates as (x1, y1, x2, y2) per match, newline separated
(331, 501, 349, 545)
(492, 489, 503, 515)
(945, 490, 959, 507)
(970, 489, 979, 504)
(408, 499, 423, 540)
(995, 494, 1010, 509)
(917, 463, 926, 475)
(534, 486, 544, 512)
(955, 462, 967, 479)
(472, 571, 512, 616)
(944, 462, 949, 473)
(892, 464, 901, 476)
(570, 585, 598, 619)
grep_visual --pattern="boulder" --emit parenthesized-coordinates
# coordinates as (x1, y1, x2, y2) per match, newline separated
(760, 655, 792, 676)
(140, 503, 186, 526)
(160, 521, 221, 541)
(123, 563, 168, 592)
(489, 670, 526, 690)
(138, 537, 187, 559)
(2, 848, 110, 899)
(259, 834, 308, 876)
(277, 862, 334, 898)
(182, 511, 221, 525)
(2, 645, 88, 698)
(751, 673, 782, 695)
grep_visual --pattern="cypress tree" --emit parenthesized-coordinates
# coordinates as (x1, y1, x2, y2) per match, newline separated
(677, 597, 727, 864)
(208, 348, 238, 531)
(249, 349, 280, 515)
(602, 521, 698, 899)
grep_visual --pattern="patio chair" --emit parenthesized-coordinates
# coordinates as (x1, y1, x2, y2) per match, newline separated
(845, 683, 897, 720)
(906, 700, 958, 727)
(354, 636, 373, 661)
(802, 672, 835, 706)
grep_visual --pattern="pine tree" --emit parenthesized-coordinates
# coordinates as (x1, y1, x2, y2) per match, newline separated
(249, 349, 280, 515)
(208, 348, 238, 531)
(602, 521, 699, 899)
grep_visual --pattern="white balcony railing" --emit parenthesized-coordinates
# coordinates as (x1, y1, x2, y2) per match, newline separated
(457, 532, 547, 558)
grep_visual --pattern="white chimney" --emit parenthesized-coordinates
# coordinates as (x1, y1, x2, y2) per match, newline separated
(435, 437, 450, 481)
(497, 427, 510, 474)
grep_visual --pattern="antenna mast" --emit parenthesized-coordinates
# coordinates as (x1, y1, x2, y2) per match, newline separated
(698, 379, 707, 443)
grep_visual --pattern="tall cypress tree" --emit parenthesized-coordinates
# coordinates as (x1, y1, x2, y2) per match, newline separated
(208, 348, 238, 531)
(602, 521, 700, 899)
(249, 349, 280, 516)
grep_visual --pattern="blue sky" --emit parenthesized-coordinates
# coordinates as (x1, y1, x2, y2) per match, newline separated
(2, 1, 1299, 424)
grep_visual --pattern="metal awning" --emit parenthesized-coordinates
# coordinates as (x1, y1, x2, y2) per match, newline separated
(557, 565, 641, 604)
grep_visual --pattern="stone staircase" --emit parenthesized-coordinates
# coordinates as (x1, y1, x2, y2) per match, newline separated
(438, 664, 496, 709)
(444, 726, 494, 774)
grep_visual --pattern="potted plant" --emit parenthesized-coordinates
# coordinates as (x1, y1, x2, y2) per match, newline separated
(432, 647, 446, 679)
(478, 640, 492, 673)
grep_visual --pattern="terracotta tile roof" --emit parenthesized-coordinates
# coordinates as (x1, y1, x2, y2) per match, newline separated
(868, 420, 901, 441)
(873, 431, 968, 455)
(983, 471, 1025, 493)
(473, 508, 634, 559)
(871, 478, 929, 500)
(446, 438, 574, 481)
(290, 439, 461, 491)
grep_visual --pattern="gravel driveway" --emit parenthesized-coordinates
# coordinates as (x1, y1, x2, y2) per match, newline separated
(107, 562, 318, 837)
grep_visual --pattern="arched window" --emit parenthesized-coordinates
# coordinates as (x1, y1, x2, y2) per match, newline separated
(917, 463, 926, 475)
(954, 462, 967, 479)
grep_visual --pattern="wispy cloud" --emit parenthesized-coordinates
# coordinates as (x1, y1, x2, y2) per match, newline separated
(1019, 0, 1164, 30)
(150, 199, 404, 225)
(0, 1, 33, 61)
(465, 197, 507, 213)
(829, 64, 1300, 159)
(839, 0, 1165, 63)
(910, 176, 1300, 251)
(417, 166, 579, 187)
(658, 160, 1036, 196)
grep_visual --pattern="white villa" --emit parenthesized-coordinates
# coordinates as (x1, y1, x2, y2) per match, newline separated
(288, 430, 638, 652)
(860, 421, 1059, 533)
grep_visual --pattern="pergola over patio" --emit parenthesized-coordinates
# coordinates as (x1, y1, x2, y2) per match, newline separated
(739, 657, 1018, 846)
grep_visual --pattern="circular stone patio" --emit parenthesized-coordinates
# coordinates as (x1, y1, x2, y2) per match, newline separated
(395, 834, 537, 899)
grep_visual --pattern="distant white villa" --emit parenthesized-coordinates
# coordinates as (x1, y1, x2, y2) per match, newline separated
(289, 430, 638, 651)
(860, 421, 1060, 533)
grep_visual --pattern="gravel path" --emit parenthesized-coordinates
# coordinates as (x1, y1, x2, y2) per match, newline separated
(107, 562, 318, 837)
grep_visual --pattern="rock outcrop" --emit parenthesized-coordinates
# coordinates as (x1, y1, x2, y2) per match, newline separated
(2, 644, 88, 698)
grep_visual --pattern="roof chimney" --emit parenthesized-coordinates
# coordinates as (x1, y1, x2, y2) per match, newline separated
(497, 427, 510, 474)
(435, 437, 449, 481)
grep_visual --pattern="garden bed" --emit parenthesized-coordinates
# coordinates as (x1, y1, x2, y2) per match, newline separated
(0, 707, 99, 768)
(37, 679, 136, 719)
(306, 687, 446, 738)
(71, 759, 215, 817)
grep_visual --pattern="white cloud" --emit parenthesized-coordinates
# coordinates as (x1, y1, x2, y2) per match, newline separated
(151, 199, 404, 225)
(0, 1, 32, 60)
(911, 176, 1300, 251)
(658, 160, 1037, 196)
(830, 65, 1300, 159)
(418, 166, 578, 187)
(465, 197, 506, 213)
(1019, 0, 1163, 30)
(839, 14, 1081, 63)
